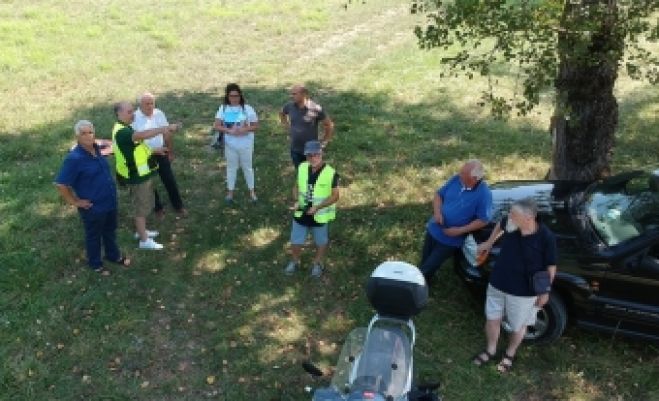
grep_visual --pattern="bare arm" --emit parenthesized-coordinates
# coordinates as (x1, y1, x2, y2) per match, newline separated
(132, 125, 176, 141)
(55, 184, 92, 209)
(308, 187, 339, 215)
(443, 218, 489, 237)
(290, 182, 299, 210)
(321, 116, 334, 145)
(483, 221, 504, 247)
(432, 192, 443, 224)
(214, 118, 228, 132)
(236, 120, 259, 135)
(279, 111, 290, 131)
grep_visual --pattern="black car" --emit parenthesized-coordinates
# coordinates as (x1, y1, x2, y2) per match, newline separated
(455, 169, 659, 344)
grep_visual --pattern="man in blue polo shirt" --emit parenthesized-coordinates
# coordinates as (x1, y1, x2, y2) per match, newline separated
(55, 120, 129, 275)
(420, 160, 492, 284)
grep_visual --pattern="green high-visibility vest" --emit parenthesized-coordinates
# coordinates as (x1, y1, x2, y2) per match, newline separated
(112, 122, 156, 179)
(295, 161, 336, 224)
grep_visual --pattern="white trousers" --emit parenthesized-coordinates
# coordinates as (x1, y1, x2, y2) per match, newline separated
(225, 144, 254, 190)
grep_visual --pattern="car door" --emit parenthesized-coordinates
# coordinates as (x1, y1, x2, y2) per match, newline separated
(594, 237, 659, 334)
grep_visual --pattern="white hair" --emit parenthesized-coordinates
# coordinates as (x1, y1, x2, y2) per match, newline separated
(467, 159, 485, 180)
(73, 120, 94, 137)
(511, 197, 538, 217)
(137, 92, 155, 104)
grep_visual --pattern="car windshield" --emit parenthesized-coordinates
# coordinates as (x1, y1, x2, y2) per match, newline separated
(586, 171, 659, 246)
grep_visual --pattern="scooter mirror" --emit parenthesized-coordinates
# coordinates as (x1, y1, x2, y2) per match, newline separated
(302, 361, 324, 377)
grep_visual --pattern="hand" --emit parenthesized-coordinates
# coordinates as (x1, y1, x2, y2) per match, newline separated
(289, 203, 299, 211)
(442, 227, 464, 237)
(476, 242, 492, 255)
(168, 151, 175, 162)
(306, 206, 319, 215)
(535, 293, 550, 307)
(76, 199, 93, 209)
(433, 211, 444, 225)
(152, 147, 168, 156)
(166, 123, 179, 133)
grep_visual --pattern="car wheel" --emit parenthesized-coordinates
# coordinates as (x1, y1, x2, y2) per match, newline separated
(524, 292, 568, 344)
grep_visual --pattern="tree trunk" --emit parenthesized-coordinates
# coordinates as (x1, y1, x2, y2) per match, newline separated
(550, 0, 623, 181)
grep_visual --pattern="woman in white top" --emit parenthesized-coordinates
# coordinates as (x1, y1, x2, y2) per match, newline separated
(213, 83, 259, 203)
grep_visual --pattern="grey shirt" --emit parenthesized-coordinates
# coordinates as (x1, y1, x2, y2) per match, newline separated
(282, 101, 327, 153)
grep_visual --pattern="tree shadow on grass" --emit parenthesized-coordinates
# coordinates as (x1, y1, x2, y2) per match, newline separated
(1, 84, 657, 400)
(614, 86, 659, 170)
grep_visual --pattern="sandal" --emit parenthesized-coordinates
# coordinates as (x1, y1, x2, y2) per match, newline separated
(472, 349, 496, 367)
(496, 353, 515, 374)
(107, 256, 131, 268)
(92, 266, 111, 276)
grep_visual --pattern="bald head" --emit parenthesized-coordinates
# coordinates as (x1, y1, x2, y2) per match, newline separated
(290, 84, 309, 105)
(113, 101, 135, 124)
(459, 159, 485, 189)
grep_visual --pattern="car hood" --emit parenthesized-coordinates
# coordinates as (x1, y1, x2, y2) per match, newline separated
(488, 181, 579, 223)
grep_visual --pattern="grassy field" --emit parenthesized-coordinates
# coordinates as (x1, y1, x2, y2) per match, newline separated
(1, 1, 658, 400)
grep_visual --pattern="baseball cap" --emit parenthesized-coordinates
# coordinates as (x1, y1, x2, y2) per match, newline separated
(303, 140, 322, 155)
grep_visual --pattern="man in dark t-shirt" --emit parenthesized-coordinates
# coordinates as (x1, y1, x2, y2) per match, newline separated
(279, 85, 334, 168)
(472, 198, 557, 373)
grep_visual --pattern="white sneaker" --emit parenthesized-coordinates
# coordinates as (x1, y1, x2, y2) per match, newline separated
(139, 238, 164, 250)
(134, 230, 159, 240)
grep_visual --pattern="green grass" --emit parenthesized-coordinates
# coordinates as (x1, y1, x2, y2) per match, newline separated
(1, 1, 658, 400)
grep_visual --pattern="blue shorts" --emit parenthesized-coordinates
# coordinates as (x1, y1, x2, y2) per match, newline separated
(290, 219, 329, 246)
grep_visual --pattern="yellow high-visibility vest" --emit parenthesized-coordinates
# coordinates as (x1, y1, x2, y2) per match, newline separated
(112, 122, 156, 179)
(295, 161, 336, 224)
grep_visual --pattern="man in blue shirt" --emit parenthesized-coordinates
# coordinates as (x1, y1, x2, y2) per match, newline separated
(54, 120, 129, 275)
(420, 160, 492, 283)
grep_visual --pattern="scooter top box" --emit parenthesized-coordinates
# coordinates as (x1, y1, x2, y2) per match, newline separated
(366, 261, 428, 319)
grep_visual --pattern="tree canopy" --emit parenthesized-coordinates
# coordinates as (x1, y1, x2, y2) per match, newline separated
(411, 0, 659, 180)
(412, 0, 659, 119)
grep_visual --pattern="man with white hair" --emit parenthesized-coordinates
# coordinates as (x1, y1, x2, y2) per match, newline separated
(132, 92, 185, 217)
(420, 160, 492, 283)
(472, 197, 556, 373)
(54, 120, 129, 275)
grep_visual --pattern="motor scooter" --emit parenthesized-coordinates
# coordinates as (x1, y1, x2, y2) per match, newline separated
(303, 261, 441, 401)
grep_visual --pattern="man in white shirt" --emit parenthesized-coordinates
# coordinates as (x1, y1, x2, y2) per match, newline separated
(132, 92, 186, 216)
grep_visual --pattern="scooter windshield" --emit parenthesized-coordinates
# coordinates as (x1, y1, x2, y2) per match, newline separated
(331, 325, 412, 400)
(331, 327, 367, 394)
